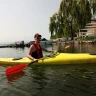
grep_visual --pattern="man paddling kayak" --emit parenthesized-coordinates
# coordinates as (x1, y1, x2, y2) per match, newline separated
(27, 33, 58, 61)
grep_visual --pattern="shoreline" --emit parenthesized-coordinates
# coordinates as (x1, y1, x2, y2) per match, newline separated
(0, 40, 96, 48)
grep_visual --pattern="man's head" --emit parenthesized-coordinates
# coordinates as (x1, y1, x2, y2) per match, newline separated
(34, 33, 42, 42)
(34, 33, 42, 38)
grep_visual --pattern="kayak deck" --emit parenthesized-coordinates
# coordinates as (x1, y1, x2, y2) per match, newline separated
(0, 53, 96, 65)
(0, 57, 31, 65)
(37, 53, 96, 65)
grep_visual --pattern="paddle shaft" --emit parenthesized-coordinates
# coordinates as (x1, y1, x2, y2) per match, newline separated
(28, 57, 44, 65)
(27, 46, 70, 66)
(6, 45, 70, 76)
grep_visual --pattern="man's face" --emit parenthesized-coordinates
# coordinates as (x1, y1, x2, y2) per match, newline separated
(35, 36, 41, 43)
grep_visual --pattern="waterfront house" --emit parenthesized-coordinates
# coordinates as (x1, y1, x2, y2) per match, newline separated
(76, 18, 96, 39)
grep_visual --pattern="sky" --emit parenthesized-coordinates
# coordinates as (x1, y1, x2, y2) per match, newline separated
(0, 0, 62, 43)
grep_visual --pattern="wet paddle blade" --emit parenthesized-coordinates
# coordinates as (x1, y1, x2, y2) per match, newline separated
(6, 64, 27, 76)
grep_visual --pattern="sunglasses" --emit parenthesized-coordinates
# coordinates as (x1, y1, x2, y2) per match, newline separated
(37, 37, 41, 40)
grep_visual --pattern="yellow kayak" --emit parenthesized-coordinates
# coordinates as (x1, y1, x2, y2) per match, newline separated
(0, 53, 96, 65)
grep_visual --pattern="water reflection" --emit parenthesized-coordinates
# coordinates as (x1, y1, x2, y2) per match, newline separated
(73, 43, 96, 53)
(63, 66, 96, 96)
(1, 43, 96, 96)
(55, 43, 96, 54)
(6, 71, 25, 83)
(31, 66, 48, 90)
(14, 47, 25, 50)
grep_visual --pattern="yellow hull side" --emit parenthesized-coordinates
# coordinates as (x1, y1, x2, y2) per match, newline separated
(0, 53, 96, 65)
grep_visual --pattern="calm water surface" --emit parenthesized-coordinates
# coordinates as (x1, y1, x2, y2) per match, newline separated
(0, 43, 96, 96)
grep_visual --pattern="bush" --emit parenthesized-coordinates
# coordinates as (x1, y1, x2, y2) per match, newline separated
(84, 36, 96, 40)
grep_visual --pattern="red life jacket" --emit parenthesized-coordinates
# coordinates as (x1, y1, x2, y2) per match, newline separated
(32, 43, 43, 59)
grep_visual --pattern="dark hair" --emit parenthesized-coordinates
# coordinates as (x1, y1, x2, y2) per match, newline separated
(34, 33, 41, 38)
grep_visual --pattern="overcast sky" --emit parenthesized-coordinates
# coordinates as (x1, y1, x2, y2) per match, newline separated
(0, 0, 62, 43)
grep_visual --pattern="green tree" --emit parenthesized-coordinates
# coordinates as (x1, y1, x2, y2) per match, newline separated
(49, 0, 92, 40)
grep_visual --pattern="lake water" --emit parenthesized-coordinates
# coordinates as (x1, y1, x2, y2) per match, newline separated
(0, 43, 96, 96)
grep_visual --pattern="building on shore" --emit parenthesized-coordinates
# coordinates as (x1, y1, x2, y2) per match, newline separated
(76, 18, 96, 39)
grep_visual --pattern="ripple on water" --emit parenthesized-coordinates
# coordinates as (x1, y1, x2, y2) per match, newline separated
(0, 65, 96, 96)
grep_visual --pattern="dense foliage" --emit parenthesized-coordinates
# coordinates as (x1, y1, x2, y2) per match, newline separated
(49, 0, 96, 40)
